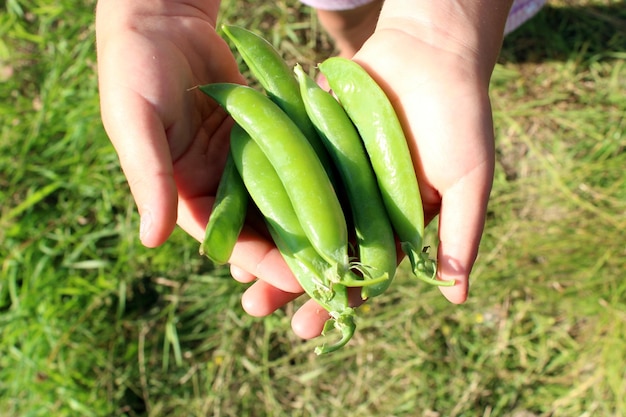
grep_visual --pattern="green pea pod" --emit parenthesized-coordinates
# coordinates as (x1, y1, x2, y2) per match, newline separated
(294, 64, 397, 299)
(200, 83, 351, 276)
(228, 123, 388, 289)
(199, 152, 248, 265)
(319, 57, 453, 287)
(230, 123, 383, 354)
(221, 25, 331, 167)
(229, 123, 311, 258)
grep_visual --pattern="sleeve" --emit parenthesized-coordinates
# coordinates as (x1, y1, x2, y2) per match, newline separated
(298, 0, 376, 11)
(504, 0, 547, 35)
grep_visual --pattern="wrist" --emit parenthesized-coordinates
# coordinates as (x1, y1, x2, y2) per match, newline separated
(375, 0, 514, 82)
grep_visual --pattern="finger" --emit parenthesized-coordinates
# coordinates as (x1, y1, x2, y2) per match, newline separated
(230, 264, 256, 284)
(97, 27, 188, 248)
(101, 89, 179, 248)
(291, 299, 330, 340)
(241, 280, 302, 317)
(230, 229, 304, 293)
(177, 196, 304, 294)
(291, 287, 365, 339)
(436, 161, 493, 303)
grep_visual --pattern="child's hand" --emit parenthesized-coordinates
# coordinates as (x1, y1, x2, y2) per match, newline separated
(348, 6, 506, 304)
(95, 0, 305, 300)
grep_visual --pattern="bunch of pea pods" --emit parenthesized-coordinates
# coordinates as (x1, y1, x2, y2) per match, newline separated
(199, 26, 450, 354)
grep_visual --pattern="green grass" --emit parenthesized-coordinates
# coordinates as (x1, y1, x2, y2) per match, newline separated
(1, 0, 625, 416)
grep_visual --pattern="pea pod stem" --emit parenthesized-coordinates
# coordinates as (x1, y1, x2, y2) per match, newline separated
(402, 243, 438, 285)
(269, 224, 356, 355)
(316, 308, 356, 355)
(319, 57, 454, 287)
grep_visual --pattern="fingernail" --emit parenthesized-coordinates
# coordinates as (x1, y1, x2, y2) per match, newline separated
(139, 209, 152, 242)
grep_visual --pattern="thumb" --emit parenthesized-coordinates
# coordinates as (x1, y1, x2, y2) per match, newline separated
(101, 90, 178, 247)
(435, 161, 493, 303)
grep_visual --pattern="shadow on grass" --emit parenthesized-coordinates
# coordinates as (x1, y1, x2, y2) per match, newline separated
(501, 3, 626, 64)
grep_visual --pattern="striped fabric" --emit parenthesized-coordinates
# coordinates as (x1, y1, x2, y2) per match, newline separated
(298, 0, 378, 10)
(504, 0, 547, 34)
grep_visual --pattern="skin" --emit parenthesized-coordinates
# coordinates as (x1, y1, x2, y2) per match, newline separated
(96, 0, 302, 298)
(95, 0, 513, 341)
